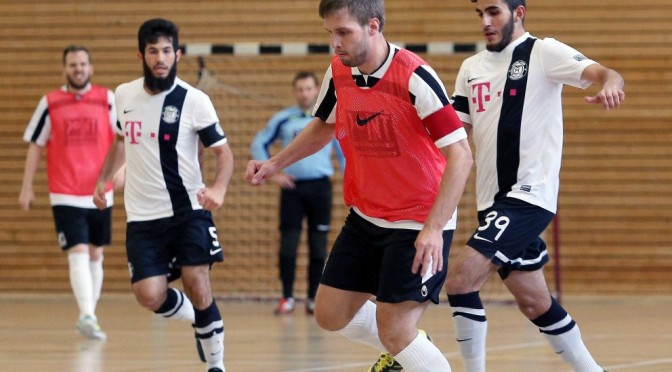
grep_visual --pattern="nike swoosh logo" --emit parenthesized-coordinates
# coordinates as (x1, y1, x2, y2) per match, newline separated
(123, 109, 135, 114)
(467, 77, 480, 83)
(555, 350, 565, 355)
(210, 248, 222, 255)
(356, 111, 383, 126)
(472, 232, 493, 243)
(456, 338, 473, 342)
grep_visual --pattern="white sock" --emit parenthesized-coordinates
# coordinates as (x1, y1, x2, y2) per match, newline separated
(453, 315, 487, 372)
(542, 322, 602, 372)
(68, 251, 95, 319)
(196, 321, 225, 371)
(157, 288, 195, 323)
(394, 330, 452, 372)
(336, 300, 385, 351)
(89, 255, 104, 312)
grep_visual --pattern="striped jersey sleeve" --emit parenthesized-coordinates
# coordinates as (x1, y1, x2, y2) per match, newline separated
(23, 95, 50, 146)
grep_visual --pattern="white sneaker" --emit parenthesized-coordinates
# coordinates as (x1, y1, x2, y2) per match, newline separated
(76, 315, 107, 340)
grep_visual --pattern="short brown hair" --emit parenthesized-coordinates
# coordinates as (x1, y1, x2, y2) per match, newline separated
(319, 0, 386, 32)
(292, 71, 319, 87)
(62, 45, 91, 65)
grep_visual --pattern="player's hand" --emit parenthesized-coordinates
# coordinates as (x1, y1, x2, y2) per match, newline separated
(92, 181, 108, 210)
(18, 188, 34, 212)
(412, 228, 444, 277)
(584, 84, 625, 110)
(272, 173, 296, 189)
(197, 186, 225, 211)
(245, 160, 278, 186)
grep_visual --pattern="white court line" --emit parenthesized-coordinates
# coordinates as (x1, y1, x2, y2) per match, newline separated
(603, 358, 672, 371)
(287, 334, 672, 372)
(288, 340, 550, 371)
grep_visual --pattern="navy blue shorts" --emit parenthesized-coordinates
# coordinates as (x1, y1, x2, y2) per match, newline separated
(52, 205, 112, 250)
(467, 198, 555, 280)
(320, 210, 453, 304)
(125, 210, 223, 283)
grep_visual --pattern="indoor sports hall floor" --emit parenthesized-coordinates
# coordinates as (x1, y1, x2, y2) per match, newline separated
(1, 293, 670, 371)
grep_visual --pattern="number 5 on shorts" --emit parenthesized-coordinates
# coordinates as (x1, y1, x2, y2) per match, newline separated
(208, 226, 220, 247)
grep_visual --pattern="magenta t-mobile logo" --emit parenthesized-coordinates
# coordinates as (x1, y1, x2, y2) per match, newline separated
(471, 82, 491, 113)
(125, 121, 142, 144)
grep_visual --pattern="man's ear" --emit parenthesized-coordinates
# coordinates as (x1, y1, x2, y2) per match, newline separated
(514, 5, 526, 24)
(368, 17, 381, 35)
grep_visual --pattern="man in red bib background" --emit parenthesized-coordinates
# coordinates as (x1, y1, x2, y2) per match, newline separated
(19, 45, 121, 341)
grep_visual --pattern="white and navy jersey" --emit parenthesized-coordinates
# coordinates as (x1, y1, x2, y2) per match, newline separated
(115, 77, 227, 222)
(452, 33, 596, 213)
(313, 43, 467, 230)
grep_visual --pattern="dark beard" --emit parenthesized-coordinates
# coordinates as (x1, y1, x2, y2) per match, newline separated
(67, 76, 90, 90)
(486, 15, 515, 52)
(143, 61, 177, 93)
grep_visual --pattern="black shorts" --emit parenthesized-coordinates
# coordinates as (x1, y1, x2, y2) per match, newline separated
(320, 210, 453, 304)
(126, 210, 223, 283)
(279, 177, 332, 232)
(467, 198, 555, 279)
(52, 205, 112, 250)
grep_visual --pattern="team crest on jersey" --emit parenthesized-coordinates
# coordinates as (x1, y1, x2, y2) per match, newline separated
(508, 60, 528, 80)
(162, 106, 180, 124)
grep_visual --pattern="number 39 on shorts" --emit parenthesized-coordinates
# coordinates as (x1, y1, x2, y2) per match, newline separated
(477, 211, 510, 241)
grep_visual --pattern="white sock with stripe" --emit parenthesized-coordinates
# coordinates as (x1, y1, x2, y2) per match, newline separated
(156, 288, 195, 322)
(533, 297, 602, 372)
(448, 292, 487, 372)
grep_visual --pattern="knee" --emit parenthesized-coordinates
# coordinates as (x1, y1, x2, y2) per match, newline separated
(183, 289, 210, 310)
(89, 249, 103, 262)
(445, 270, 470, 295)
(314, 305, 345, 331)
(133, 289, 165, 312)
(307, 231, 328, 257)
(516, 294, 551, 319)
(376, 319, 418, 355)
(182, 282, 211, 309)
(313, 298, 351, 332)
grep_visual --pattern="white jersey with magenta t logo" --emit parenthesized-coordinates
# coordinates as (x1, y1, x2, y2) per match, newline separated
(115, 77, 227, 222)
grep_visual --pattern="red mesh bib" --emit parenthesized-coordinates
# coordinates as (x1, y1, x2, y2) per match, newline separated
(332, 50, 446, 222)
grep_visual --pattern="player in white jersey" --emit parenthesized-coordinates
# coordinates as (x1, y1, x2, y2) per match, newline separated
(444, 1, 624, 371)
(93, 19, 233, 372)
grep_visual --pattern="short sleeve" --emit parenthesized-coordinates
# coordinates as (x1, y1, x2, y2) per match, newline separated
(540, 38, 597, 89)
